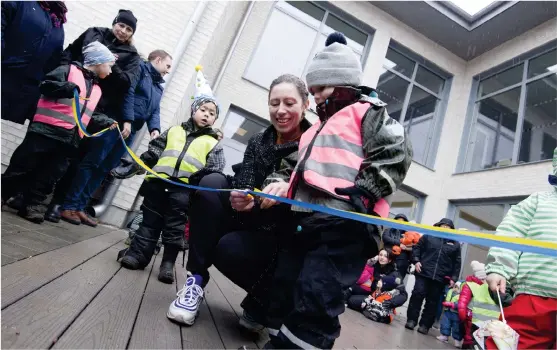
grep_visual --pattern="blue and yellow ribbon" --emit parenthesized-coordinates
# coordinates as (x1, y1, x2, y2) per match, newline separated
(70, 90, 557, 257)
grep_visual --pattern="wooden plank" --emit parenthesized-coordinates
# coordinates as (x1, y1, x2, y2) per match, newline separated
(128, 255, 182, 350)
(1, 230, 125, 308)
(1, 246, 122, 349)
(2, 229, 70, 252)
(1, 254, 17, 266)
(1, 241, 38, 262)
(52, 255, 155, 349)
(175, 263, 225, 349)
(205, 278, 260, 349)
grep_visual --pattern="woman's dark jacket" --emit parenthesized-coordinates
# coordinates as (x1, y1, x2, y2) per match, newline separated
(61, 27, 141, 120)
(1, 1, 65, 124)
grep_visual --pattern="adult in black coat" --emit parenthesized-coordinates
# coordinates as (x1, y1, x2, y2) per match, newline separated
(382, 213, 412, 279)
(1, 1, 66, 124)
(405, 218, 461, 335)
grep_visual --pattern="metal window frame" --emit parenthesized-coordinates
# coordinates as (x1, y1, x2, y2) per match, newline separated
(220, 104, 271, 143)
(390, 184, 427, 223)
(458, 43, 557, 172)
(242, 0, 375, 91)
(380, 44, 453, 168)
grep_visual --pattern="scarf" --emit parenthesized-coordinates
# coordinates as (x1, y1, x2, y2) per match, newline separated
(38, 1, 68, 28)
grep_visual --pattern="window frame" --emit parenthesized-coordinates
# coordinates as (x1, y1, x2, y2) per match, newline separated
(388, 185, 426, 223)
(457, 40, 557, 173)
(242, 1, 375, 91)
(379, 41, 453, 169)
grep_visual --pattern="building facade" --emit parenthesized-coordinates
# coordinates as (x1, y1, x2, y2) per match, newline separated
(2, 1, 556, 282)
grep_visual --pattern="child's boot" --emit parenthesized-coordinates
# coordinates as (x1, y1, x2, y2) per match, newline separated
(436, 335, 449, 343)
(159, 245, 179, 284)
(454, 339, 463, 348)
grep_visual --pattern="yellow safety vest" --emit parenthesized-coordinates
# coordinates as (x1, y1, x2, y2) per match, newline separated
(146, 126, 218, 183)
(466, 282, 500, 323)
(444, 289, 460, 312)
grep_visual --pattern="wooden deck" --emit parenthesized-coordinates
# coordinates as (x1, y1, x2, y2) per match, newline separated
(1, 211, 451, 349)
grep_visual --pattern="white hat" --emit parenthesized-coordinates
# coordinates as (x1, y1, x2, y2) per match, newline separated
(471, 260, 487, 280)
(191, 65, 219, 118)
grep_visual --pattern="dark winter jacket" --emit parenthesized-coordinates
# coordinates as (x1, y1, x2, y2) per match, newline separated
(1, 1, 65, 124)
(28, 62, 115, 148)
(61, 27, 141, 120)
(412, 230, 461, 283)
(121, 60, 163, 133)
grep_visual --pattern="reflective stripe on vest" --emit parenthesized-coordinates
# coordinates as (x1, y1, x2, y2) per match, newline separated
(146, 126, 218, 183)
(33, 65, 102, 138)
(466, 282, 500, 323)
(288, 101, 390, 217)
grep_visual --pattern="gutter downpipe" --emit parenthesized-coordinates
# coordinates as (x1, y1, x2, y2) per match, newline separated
(89, 1, 209, 220)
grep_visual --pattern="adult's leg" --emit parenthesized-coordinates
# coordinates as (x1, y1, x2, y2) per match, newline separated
(420, 279, 445, 330)
(406, 275, 428, 327)
(1, 133, 46, 201)
(350, 284, 371, 296)
(159, 188, 190, 283)
(186, 173, 232, 286)
(122, 181, 167, 269)
(347, 295, 367, 312)
(396, 257, 409, 281)
(61, 130, 119, 211)
(271, 214, 369, 349)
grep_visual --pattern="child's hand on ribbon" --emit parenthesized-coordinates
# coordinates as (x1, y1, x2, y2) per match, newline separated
(260, 182, 290, 209)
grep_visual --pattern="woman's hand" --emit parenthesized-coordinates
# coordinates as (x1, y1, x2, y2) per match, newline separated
(230, 190, 254, 212)
(260, 182, 290, 209)
(121, 122, 132, 139)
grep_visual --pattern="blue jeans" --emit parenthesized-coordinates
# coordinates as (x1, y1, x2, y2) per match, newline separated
(61, 130, 134, 211)
(440, 311, 462, 340)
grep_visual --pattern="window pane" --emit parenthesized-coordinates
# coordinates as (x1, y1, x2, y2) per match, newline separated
(519, 77, 557, 163)
(244, 9, 317, 89)
(467, 88, 520, 171)
(324, 13, 367, 47)
(389, 190, 419, 221)
(384, 48, 415, 78)
(415, 66, 444, 95)
(222, 108, 268, 145)
(478, 64, 523, 97)
(527, 48, 557, 79)
(285, 1, 325, 22)
(404, 87, 439, 164)
(376, 71, 410, 122)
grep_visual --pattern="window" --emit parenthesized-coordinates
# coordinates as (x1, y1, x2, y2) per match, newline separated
(377, 44, 451, 167)
(462, 47, 557, 171)
(244, 1, 372, 90)
(389, 188, 423, 222)
(220, 107, 270, 175)
(451, 201, 521, 279)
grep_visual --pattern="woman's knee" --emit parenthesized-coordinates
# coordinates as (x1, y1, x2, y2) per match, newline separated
(198, 173, 228, 189)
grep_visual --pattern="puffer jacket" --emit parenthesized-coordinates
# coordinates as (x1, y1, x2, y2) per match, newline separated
(121, 60, 163, 133)
(61, 27, 141, 119)
(412, 234, 461, 283)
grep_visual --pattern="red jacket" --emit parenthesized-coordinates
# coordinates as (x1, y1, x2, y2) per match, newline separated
(458, 275, 484, 321)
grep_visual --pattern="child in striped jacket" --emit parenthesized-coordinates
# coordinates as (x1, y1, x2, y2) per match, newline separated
(485, 147, 557, 349)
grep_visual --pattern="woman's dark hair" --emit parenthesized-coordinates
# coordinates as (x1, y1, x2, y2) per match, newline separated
(148, 49, 172, 62)
(268, 74, 309, 105)
(380, 248, 394, 262)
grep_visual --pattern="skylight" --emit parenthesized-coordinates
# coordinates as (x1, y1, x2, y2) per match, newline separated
(449, 0, 496, 16)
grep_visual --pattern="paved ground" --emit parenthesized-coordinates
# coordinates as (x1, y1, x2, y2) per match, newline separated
(1, 210, 453, 349)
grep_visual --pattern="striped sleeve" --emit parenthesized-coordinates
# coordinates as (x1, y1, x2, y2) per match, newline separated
(485, 194, 537, 280)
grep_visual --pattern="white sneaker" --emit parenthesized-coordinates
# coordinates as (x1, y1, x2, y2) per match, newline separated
(454, 339, 463, 348)
(436, 335, 449, 343)
(239, 310, 264, 332)
(167, 276, 204, 325)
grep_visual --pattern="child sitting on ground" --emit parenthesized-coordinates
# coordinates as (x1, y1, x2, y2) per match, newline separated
(114, 66, 225, 284)
(437, 281, 464, 348)
(1, 41, 117, 224)
(361, 275, 407, 324)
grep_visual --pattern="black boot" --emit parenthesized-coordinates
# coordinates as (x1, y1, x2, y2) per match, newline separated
(45, 204, 62, 223)
(417, 325, 429, 335)
(18, 204, 45, 224)
(158, 245, 179, 284)
(405, 320, 416, 330)
(121, 255, 141, 270)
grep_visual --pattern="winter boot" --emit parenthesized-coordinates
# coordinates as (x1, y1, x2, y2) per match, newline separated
(454, 339, 463, 348)
(405, 320, 416, 330)
(7, 194, 24, 211)
(45, 204, 62, 223)
(18, 205, 45, 224)
(158, 246, 179, 284)
(120, 255, 141, 270)
(436, 335, 449, 343)
(417, 325, 429, 335)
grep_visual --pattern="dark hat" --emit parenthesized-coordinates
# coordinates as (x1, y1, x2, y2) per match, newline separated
(394, 213, 409, 222)
(113, 9, 137, 33)
(379, 275, 398, 291)
(434, 218, 455, 229)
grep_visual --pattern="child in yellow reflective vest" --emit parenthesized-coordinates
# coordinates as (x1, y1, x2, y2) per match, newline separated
(437, 282, 463, 347)
(114, 66, 225, 284)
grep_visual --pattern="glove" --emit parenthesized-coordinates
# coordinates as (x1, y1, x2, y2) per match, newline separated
(334, 186, 375, 214)
(442, 301, 454, 308)
(382, 300, 393, 309)
(110, 161, 145, 179)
